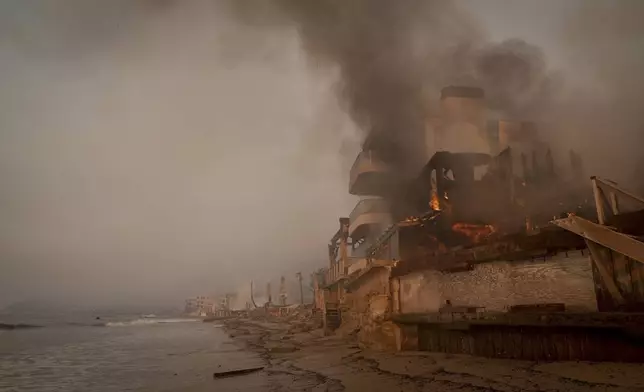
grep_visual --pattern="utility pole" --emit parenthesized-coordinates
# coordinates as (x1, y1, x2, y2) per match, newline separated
(266, 282, 272, 305)
(250, 281, 258, 308)
(225, 293, 232, 312)
(296, 272, 304, 305)
(279, 276, 287, 306)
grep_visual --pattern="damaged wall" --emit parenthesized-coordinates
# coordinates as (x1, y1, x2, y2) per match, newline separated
(344, 268, 390, 319)
(347, 258, 368, 276)
(342, 267, 397, 350)
(399, 250, 597, 313)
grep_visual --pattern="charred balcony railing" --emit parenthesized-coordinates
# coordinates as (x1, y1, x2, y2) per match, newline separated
(349, 150, 393, 196)
(352, 237, 374, 258)
(348, 198, 392, 238)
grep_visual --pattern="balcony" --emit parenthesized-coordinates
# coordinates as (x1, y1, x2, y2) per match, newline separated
(349, 198, 392, 239)
(349, 150, 394, 195)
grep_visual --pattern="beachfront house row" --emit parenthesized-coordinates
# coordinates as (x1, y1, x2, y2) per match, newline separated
(318, 85, 644, 362)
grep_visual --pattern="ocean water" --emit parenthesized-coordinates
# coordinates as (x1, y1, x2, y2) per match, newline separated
(0, 318, 267, 392)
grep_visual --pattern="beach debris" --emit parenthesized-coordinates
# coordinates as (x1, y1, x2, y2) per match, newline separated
(268, 345, 298, 353)
(212, 366, 264, 379)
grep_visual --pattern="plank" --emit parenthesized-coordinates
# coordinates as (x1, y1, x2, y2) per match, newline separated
(586, 240, 625, 304)
(595, 177, 644, 206)
(213, 367, 264, 379)
(553, 215, 644, 264)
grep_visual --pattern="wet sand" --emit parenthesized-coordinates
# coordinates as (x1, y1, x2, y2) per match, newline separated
(223, 318, 644, 391)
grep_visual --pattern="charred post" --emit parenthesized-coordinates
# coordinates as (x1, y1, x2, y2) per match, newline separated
(545, 148, 555, 178)
(531, 150, 540, 182)
(521, 152, 529, 182)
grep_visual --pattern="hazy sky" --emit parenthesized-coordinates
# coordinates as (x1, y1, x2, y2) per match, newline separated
(0, 0, 638, 309)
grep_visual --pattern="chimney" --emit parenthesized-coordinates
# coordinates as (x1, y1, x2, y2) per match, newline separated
(440, 86, 485, 126)
(436, 86, 488, 153)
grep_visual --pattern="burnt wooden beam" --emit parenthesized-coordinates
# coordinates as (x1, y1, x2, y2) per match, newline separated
(552, 215, 644, 264)
(545, 148, 555, 178)
(586, 240, 626, 304)
(594, 176, 644, 207)
(592, 177, 608, 224)
(392, 225, 586, 277)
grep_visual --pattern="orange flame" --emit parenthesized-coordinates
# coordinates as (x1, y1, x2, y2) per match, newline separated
(451, 222, 495, 243)
(430, 189, 441, 211)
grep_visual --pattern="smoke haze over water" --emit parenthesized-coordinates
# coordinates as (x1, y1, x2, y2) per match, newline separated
(1, 0, 643, 309)
(0, 0, 357, 308)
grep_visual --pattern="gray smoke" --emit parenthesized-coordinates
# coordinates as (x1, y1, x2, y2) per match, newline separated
(555, 0, 644, 185)
(0, 0, 357, 309)
(3, 0, 643, 310)
(224, 0, 560, 176)
(225, 0, 644, 187)
(473, 39, 560, 120)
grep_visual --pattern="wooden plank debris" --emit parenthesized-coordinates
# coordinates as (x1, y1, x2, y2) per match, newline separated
(591, 177, 607, 224)
(586, 240, 625, 304)
(213, 367, 264, 379)
(594, 176, 644, 206)
(552, 215, 644, 264)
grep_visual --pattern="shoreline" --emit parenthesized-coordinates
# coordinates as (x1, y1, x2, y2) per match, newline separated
(221, 316, 644, 391)
(221, 316, 347, 391)
(0, 322, 42, 330)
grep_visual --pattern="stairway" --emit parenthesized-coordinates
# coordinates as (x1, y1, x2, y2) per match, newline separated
(325, 306, 342, 330)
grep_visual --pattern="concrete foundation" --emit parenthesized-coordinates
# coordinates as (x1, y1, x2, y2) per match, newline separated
(399, 251, 597, 313)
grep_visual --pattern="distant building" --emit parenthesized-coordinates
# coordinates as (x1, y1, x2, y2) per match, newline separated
(183, 296, 215, 316)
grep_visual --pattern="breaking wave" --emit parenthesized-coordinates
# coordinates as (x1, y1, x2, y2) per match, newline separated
(104, 318, 199, 327)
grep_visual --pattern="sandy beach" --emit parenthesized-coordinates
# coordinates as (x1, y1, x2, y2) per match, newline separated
(222, 317, 644, 392)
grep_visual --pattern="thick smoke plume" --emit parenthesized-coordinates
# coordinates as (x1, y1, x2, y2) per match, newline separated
(4, 0, 643, 309)
(556, 1, 644, 185)
(473, 39, 559, 120)
(225, 0, 559, 176)
(226, 0, 644, 188)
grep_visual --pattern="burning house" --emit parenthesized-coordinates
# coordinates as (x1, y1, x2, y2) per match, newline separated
(319, 85, 644, 362)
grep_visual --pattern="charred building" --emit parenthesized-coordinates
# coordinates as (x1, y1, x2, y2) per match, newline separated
(320, 85, 644, 362)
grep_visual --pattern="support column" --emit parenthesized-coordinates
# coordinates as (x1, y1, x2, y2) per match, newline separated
(591, 176, 607, 225)
(339, 217, 350, 278)
(328, 243, 335, 282)
(296, 272, 304, 305)
(391, 277, 401, 314)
